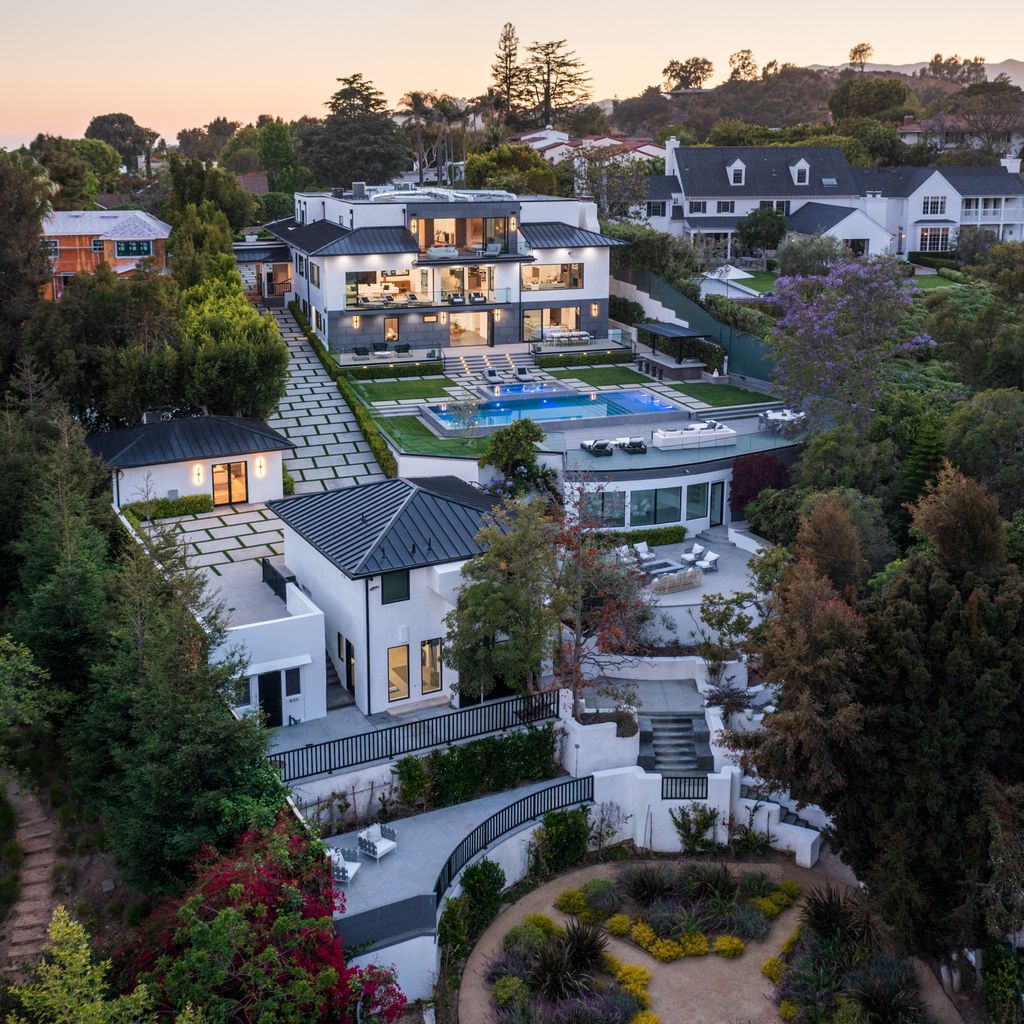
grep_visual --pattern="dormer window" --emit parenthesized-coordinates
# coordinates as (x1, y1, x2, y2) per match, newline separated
(727, 159, 745, 186)
(796, 168, 808, 184)
(791, 159, 810, 186)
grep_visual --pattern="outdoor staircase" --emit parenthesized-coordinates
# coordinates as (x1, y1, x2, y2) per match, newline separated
(740, 783, 815, 831)
(693, 524, 735, 547)
(639, 712, 715, 775)
(443, 348, 536, 376)
(325, 653, 354, 711)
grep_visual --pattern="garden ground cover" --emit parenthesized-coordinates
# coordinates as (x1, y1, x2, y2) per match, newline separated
(373, 414, 488, 457)
(547, 367, 650, 387)
(670, 383, 769, 406)
(352, 376, 455, 402)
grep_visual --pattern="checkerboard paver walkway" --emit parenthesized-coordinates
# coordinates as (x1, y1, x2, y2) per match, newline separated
(146, 503, 284, 572)
(267, 309, 386, 494)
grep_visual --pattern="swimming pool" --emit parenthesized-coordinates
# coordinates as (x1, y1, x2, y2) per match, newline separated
(427, 390, 680, 430)
(476, 381, 575, 399)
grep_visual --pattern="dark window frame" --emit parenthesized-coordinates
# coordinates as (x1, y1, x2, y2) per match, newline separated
(421, 638, 443, 694)
(381, 569, 410, 604)
(114, 239, 153, 258)
(284, 666, 301, 697)
(387, 644, 410, 703)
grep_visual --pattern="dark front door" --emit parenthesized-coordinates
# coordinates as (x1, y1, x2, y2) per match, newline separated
(257, 671, 283, 727)
(710, 481, 725, 528)
(345, 639, 355, 692)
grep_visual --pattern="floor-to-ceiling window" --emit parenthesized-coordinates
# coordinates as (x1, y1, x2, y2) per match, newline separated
(686, 482, 709, 521)
(450, 311, 490, 346)
(421, 638, 443, 694)
(212, 461, 248, 506)
(388, 645, 409, 702)
(521, 263, 584, 291)
(629, 486, 682, 527)
(522, 306, 581, 341)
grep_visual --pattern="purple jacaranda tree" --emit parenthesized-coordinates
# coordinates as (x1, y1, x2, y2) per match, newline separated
(769, 257, 934, 426)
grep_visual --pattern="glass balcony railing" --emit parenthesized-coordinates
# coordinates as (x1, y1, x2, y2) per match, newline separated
(346, 288, 512, 311)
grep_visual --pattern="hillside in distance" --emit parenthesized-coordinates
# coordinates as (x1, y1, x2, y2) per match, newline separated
(808, 58, 1024, 87)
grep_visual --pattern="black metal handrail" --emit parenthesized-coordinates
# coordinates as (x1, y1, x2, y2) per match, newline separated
(661, 775, 709, 800)
(433, 775, 594, 907)
(270, 690, 559, 783)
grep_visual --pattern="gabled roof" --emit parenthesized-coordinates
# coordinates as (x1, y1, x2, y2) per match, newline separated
(854, 165, 1024, 198)
(674, 147, 859, 197)
(263, 218, 419, 256)
(646, 176, 679, 202)
(269, 476, 502, 578)
(87, 416, 293, 469)
(786, 202, 860, 234)
(43, 210, 171, 239)
(852, 167, 934, 197)
(519, 222, 628, 249)
(232, 243, 292, 263)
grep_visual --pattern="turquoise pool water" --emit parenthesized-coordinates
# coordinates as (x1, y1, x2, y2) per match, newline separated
(429, 390, 678, 428)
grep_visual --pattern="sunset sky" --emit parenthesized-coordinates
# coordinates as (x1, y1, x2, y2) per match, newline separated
(2, 0, 1021, 150)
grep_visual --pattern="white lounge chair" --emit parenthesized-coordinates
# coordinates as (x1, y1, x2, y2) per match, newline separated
(328, 847, 362, 884)
(614, 544, 636, 563)
(483, 368, 504, 384)
(358, 823, 397, 861)
(514, 366, 537, 382)
(695, 551, 720, 572)
(681, 543, 705, 564)
(633, 541, 657, 563)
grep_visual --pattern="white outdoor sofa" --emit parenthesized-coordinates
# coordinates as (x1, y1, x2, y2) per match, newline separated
(652, 421, 738, 450)
(328, 847, 362, 884)
(358, 823, 397, 861)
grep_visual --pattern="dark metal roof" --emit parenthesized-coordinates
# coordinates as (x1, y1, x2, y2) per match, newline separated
(87, 416, 294, 469)
(316, 226, 419, 257)
(268, 476, 502, 578)
(909, 218, 959, 225)
(232, 243, 292, 263)
(852, 166, 933, 198)
(519, 222, 628, 249)
(684, 215, 745, 230)
(646, 175, 679, 201)
(935, 166, 1024, 196)
(263, 217, 350, 255)
(675, 147, 860, 198)
(786, 202, 859, 234)
(634, 322, 713, 339)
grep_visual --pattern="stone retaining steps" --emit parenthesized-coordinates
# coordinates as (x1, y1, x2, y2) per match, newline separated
(640, 711, 715, 775)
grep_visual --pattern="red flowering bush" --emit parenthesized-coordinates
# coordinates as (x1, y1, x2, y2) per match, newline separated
(730, 452, 790, 515)
(127, 815, 405, 1023)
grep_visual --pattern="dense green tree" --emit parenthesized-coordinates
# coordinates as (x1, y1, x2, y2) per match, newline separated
(85, 112, 155, 173)
(464, 143, 555, 194)
(738, 465, 1024, 959)
(793, 424, 900, 504)
(0, 152, 52, 382)
(572, 146, 654, 218)
(828, 77, 910, 120)
(307, 74, 408, 188)
(833, 117, 903, 164)
(490, 22, 528, 123)
(898, 421, 946, 503)
(478, 418, 545, 485)
(217, 125, 261, 173)
(663, 56, 714, 90)
(167, 200, 235, 289)
(610, 87, 675, 136)
(921, 53, 988, 86)
(255, 119, 300, 191)
(975, 241, 1024, 303)
(257, 191, 295, 223)
(0, 636, 56, 756)
(167, 155, 258, 232)
(728, 49, 759, 82)
(735, 206, 787, 257)
(443, 499, 560, 699)
(178, 277, 288, 419)
(943, 388, 1024, 515)
(706, 118, 771, 146)
(25, 134, 97, 208)
(949, 79, 1024, 153)
(523, 40, 592, 127)
(557, 103, 611, 137)
(177, 116, 240, 162)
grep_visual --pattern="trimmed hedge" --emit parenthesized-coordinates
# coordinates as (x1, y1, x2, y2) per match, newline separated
(702, 293, 775, 337)
(537, 350, 634, 368)
(289, 302, 398, 478)
(604, 524, 687, 547)
(343, 361, 445, 381)
(937, 267, 967, 283)
(609, 294, 647, 325)
(907, 252, 957, 271)
(122, 494, 215, 523)
(637, 329, 725, 372)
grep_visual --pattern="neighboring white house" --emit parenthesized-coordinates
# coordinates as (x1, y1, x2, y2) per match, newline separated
(896, 112, 1024, 159)
(269, 476, 505, 716)
(87, 416, 294, 508)
(514, 127, 666, 167)
(643, 140, 1024, 257)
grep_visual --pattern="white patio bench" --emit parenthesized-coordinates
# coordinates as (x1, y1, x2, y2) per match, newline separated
(358, 823, 397, 861)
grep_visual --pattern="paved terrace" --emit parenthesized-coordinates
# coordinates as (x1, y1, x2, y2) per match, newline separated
(145, 503, 283, 572)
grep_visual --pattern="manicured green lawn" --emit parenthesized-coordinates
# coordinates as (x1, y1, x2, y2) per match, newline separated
(373, 414, 489, 457)
(671, 383, 768, 407)
(354, 377, 455, 402)
(738, 271, 779, 293)
(547, 367, 648, 386)
(909, 275, 959, 290)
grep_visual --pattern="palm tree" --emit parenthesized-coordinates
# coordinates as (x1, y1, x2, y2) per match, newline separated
(430, 95, 462, 186)
(399, 90, 436, 185)
(0, 151, 58, 218)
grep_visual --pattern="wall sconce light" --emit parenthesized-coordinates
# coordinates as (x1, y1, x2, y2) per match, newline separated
(509, 215, 517, 232)
(440, 311, 447, 324)
(493, 309, 502, 322)
(409, 216, 418, 234)
(255, 456, 265, 479)
(352, 315, 361, 329)
(591, 303, 600, 318)
(193, 464, 203, 486)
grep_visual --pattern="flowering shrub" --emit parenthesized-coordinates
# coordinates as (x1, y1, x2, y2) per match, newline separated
(677, 932, 709, 957)
(629, 1012, 662, 1024)
(524, 913, 560, 937)
(751, 895, 784, 919)
(713, 935, 745, 958)
(493, 974, 529, 1007)
(604, 955, 652, 1009)
(778, 998, 798, 1021)
(649, 938, 684, 962)
(555, 888, 589, 916)
(780, 925, 802, 955)
(630, 920, 657, 950)
(129, 816, 405, 1024)
(605, 914, 632, 937)
(776, 880, 802, 902)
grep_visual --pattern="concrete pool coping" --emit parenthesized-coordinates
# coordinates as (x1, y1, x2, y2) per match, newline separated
(420, 389, 689, 438)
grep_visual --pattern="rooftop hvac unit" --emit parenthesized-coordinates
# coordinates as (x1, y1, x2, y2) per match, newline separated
(141, 410, 161, 424)
(352, 181, 367, 199)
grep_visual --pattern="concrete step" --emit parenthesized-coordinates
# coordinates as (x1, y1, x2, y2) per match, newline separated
(18, 834, 54, 856)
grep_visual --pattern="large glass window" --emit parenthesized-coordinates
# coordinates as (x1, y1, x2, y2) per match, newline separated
(284, 667, 301, 697)
(384, 317, 399, 342)
(91, 238, 105, 252)
(309, 262, 320, 287)
(115, 239, 153, 258)
(919, 227, 950, 252)
(921, 196, 946, 216)
(346, 268, 430, 308)
(231, 677, 251, 707)
(686, 482, 709, 521)
(381, 570, 410, 604)
(212, 461, 248, 506)
(582, 490, 626, 528)
(521, 263, 584, 292)
(416, 217, 508, 255)
(43, 238, 59, 258)
(629, 487, 682, 527)
(421, 638, 442, 693)
(522, 306, 581, 342)
(388, 645, 409, 702)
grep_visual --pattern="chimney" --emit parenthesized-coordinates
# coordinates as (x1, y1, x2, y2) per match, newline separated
(903, 114, 915, 125)
(664, 136, 680, 177)
(1000, 156, 1022, 175)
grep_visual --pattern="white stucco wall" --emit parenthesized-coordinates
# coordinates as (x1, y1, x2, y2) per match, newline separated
(114, 450, 285, 508)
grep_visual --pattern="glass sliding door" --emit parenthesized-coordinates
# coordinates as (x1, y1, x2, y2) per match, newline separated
(212, 461, 248, 506)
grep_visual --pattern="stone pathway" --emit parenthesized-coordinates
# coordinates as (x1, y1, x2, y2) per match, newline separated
(148, 503, 284, 572)
(0, 782, 57, 976)
(267, 309, 386, 494)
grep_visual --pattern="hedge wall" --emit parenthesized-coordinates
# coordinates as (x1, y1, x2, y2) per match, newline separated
(288, 302, 398, 478)
(343, 361, 445, 381)
(537, 350, 635, 368)
(907, 253, 958, 271)
(604, 524, 688, 546)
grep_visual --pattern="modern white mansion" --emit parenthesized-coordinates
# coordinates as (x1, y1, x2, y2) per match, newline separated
(259, 185, 625, 354)
(645, 141, 1024, 257)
